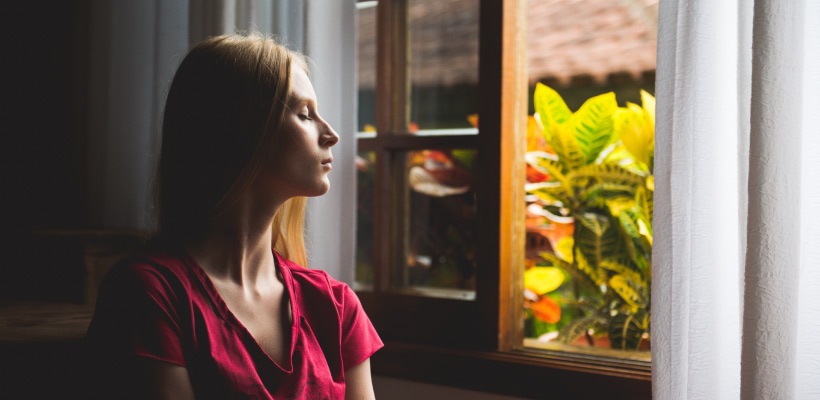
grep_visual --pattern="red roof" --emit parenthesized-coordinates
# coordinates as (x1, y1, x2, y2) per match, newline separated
(357, 0, 657, 88)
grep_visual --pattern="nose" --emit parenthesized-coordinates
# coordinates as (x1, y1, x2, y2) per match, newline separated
(321, 120, 340, 147)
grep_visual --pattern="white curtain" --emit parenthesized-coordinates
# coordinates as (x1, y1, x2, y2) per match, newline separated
(302, 1, 358, 284)
(653, 0, 820, 398)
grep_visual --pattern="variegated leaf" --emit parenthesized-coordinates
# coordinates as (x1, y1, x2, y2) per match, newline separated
(609, 310, 649, 350)
(533, 83, 572, 144)
(572, 92, 617, 164)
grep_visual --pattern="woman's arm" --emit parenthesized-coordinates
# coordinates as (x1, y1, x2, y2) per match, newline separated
(137, 358, 196, 400)
(345, 358, 376, 400)
(90, 358, 195, 400)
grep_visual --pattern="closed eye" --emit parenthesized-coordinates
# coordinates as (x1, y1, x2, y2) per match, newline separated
(296, 104, 313, 121)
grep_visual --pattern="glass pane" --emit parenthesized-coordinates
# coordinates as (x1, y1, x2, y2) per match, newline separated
(400, 149, 477, 299)
(408, 0, 479, 133)
(355, 151, 376, 289)
(522, 0, 657, 360)
(357, 1, 377, 133)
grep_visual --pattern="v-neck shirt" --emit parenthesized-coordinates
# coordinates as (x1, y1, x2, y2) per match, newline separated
(86, 247, 383, 399)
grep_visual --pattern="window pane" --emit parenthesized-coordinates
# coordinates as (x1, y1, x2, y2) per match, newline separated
(522, 0, 657, 360)
(399, 148, 477, 299)
(355, 151, 376, 289)
(357, 1, 377, 132)
(408, 0, 479, 132)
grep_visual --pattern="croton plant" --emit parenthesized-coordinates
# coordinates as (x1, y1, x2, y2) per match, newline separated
(524, 84, 654, 351)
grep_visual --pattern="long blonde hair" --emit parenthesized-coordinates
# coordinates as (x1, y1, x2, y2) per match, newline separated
(157, 33, 309, 266)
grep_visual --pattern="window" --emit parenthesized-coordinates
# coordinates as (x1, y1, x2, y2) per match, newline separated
(355, 0, 489, 348)
(521, 0, 656, 360)
(355, 0, 653, 397)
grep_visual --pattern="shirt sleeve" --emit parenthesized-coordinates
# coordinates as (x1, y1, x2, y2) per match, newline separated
(86, 261, 188, 367)
(338, 284, 384, 370)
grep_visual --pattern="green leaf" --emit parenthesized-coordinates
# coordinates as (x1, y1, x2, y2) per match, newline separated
(636, 185, 653, 225)
(575, 212, 622, 271)
(603, 144, 639, 166)
(551, 123, 586, 172)
(563, 299, 602, 315)
(609, 271, 648, 308)
(570, 163, 645, 188)
(617, 208, 642, 240)
(580, 187, 634, 212)
(525, 152, 576, 203)
(574, 249, 606, 287)
(615, 209, 650, 270)
(525, 151, 559, 174)
(533, 83, 572, 143)
(525, 182, 567, 206)
(577, 212, 610, 236)
(609, 310, 649, 350)
(539, 251, 600, 292)
(572, 92, 617, 164)
(599, 259, 635, 275)
(558, 314, 600, 344)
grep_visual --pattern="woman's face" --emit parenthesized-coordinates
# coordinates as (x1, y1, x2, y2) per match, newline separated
(258, 64, 340, 201)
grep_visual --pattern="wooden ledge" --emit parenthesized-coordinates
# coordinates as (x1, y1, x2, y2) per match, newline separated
(371, 341, 651, 399)
(0, 301, 93, 343)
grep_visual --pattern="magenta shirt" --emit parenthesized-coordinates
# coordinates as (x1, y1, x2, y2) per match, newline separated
(86, 248, 383, 399)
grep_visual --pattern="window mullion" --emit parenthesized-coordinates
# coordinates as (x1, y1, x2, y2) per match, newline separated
(374, 0, 409, 292)
(473, 0, 527, 350)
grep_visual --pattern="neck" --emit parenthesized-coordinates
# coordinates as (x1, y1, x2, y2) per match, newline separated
(186, 195, 285, 289)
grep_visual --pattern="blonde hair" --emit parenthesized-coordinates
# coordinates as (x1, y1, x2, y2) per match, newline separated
(157, 33, 309, 266)
(272, 197, 307, 266)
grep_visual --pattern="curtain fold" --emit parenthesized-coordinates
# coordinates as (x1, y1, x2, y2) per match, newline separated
(302, 0, 358, 283)
(796, 1, 820, 396)
(653, 0, 820, 398)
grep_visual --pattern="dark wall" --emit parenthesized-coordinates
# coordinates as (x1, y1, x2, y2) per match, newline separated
(2, 1, 89, 230)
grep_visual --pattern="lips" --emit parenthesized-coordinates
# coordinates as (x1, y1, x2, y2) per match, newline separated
(321, 157, 333, 171)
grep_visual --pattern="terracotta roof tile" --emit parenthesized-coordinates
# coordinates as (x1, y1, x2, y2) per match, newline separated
(357, 0, 657, 88)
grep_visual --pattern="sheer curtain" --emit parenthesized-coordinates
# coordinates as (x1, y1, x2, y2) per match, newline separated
(653, 0, 820, 398)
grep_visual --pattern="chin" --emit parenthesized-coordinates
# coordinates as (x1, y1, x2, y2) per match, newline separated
(305, 182, 330, 197)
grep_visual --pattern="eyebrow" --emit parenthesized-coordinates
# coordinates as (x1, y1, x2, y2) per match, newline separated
(289, 94, 315, 107)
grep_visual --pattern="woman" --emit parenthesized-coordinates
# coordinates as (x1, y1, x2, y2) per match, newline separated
(86, 34, 382, 399)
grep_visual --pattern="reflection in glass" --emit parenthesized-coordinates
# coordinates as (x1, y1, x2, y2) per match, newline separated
(357, 1, 377, 132)
(355, 152, 376, 289)
(408, 0, 479, 131)
(402, 149, 477, 299)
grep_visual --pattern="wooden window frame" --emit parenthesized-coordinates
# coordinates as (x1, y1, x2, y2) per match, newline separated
(357, 0, 651, 397)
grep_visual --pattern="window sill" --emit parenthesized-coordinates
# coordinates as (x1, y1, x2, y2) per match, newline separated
(371, 340, 651, 400)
